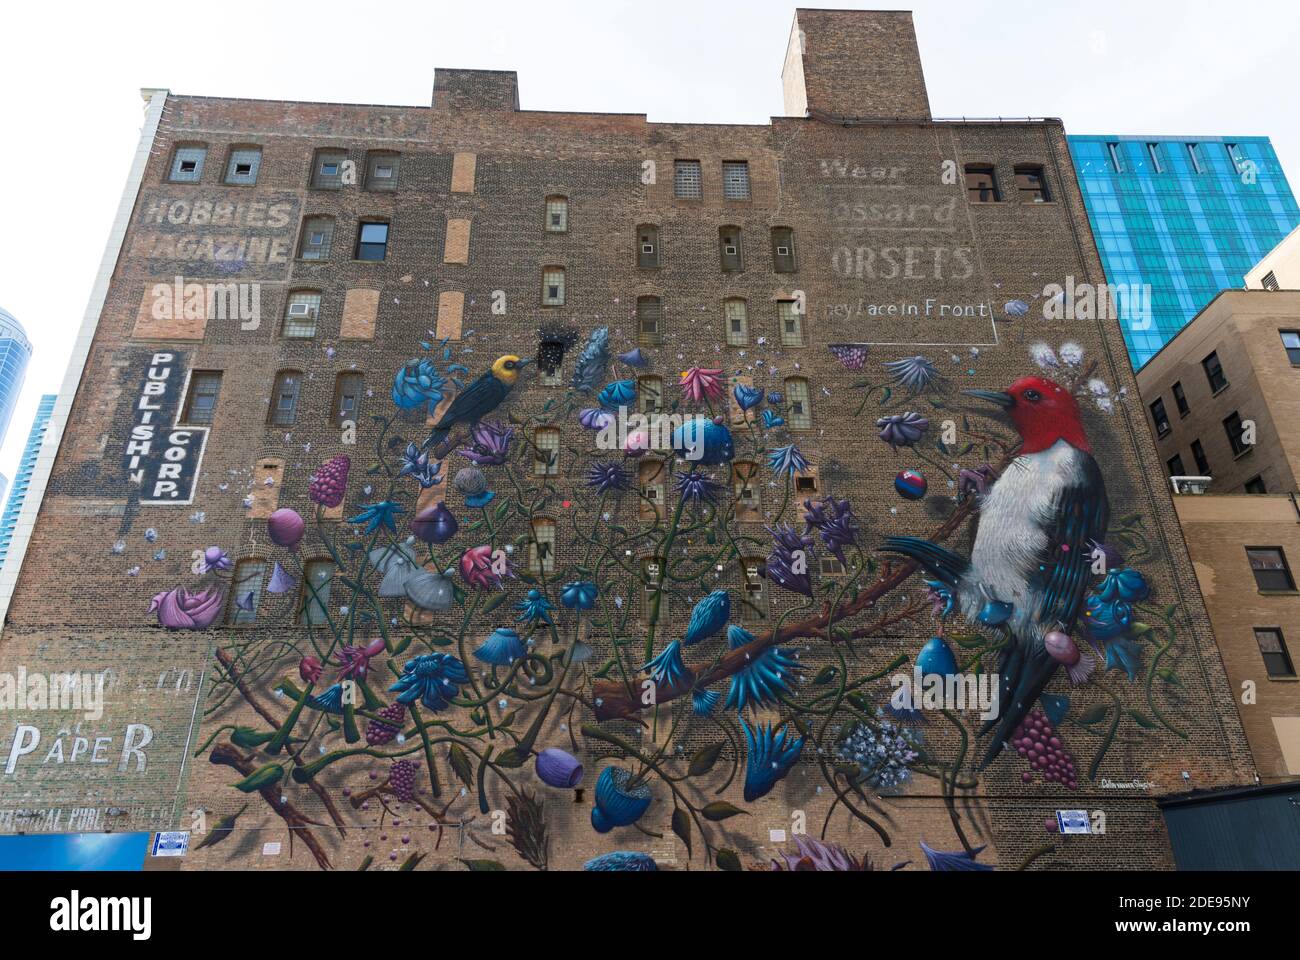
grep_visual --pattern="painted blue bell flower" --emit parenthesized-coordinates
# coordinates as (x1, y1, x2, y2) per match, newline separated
(682, 591, 731, 646)
(725, 625, 801, 712)
(591, 767, 653, 833)
(642, 640, 688, 687)
(617, 348, 649, 369)
(1082, 594, 1133, 643)
(465, 489, 495, 508)
(692, 688, 721, 716)
(768, 444, 808, 477)
(347, 501, 405, 534)
(389, 653, 470, 713)
(916, 636, 959, 678)
(561, 581, 598, 610)
(584, 851, 657, 871)
(1095, 567, 1151, 604)
(733, 382, 763, 411)
(392, 358, 447, 411)
(919, 840, 994, 872)
(671, 418, 735, 465)
(535, 748, 584, 789)
(767, 392, 783, 405)
(761, 409, 785, 429)
(474, 628, 528, 666)
(306, 683, 346, 715)
(598, 379, 637, 409)
(977, 598, 1014, 627)
(514, 588, 555, 626)
(741, 717, 805, 802)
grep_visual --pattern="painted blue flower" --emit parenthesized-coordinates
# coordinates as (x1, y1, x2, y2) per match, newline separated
(766, 392, 783, 405)
(585, 461, 630, 494)
(389, 653, 470, 712)
(920, 840, 994, 872)
(473, 627, 528, 666)
(1103, 636, 1143, 681)
(741, 717, 805, 802)
(579, 407, 615, 431)
(306, 683, 345, 715)
(884, 355, 939, 393)
(584, 851, 658, 871)
(591, 767, 652, 833)
(399, 442, 443, 488)
(761, 409, 785, 429)
(725, 625, 800, 712)
(598, 379, 637, 409)
(561, 581, 598, 610)
(692, 688, 721, 716)
(1095, 567, 1151, 603)
(1082, 594, 1133, 643)
(571, 327, 611, 394)
(617, 348, 649, 369)
(392, 358, 447, 410)
(682, 591, 731, 646)
(768, 444, 809, 477)
(642, 640, 688, 687)
(347, 501, 405, 534)
(733, 383, 763, 411)
(674, 470, 724, 505)
(514, 588, 555, 626)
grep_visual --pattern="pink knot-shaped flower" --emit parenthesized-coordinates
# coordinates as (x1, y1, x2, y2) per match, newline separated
(679, 367, 725, 404)
(148, 586, 223, 630)
(299, 656, 323, 683)
(458, 544, 513, 591)
(337, 638, 386, 681)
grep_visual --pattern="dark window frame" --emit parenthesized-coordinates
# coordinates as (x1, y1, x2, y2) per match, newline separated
(355, 220, 390, 262)
(1223, 411, 1250, 457)
(1280, 330, 1300, 365)
(1247, 547, 1296, 592)
(1202, 351, 1228, 393)
(771, 227, 797, 273)
(965, 163, 1000, 202)
(1172, 380, 1189, 417)
(637, 225, 660, 269)
(1014, 164, 1051, 202)
(1255, 627, 1297, 678)
(181, 370, 223, 426)
(269, 370, 304, 427)
(1149, 397, 1171, 438)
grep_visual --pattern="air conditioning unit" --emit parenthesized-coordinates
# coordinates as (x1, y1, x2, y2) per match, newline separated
(288, 302, 315, 318)
(641, 243, 655, 254)
(1170, 475, 1212, 495)
(725, 245, 738, 256)
(776, 246, 790, 256)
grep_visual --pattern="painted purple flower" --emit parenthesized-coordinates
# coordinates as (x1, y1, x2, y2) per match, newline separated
(828, 344, 868, 371)
(958, 465, 998, 501)
(768, 444, 809, 477)
(884, 356, 939, 393)
(201, 546, 232, 573)
(674, 470, 723, 505)
(579, 407, 615, 431)
(803, 496, 859, 564)
(459, 420, 515, 466)
(766, 524, 815, 597)
(585, 461, 630, 495)
(399, 443, 443, 488)
(877, 412, 929, 449)
(770, 836, 875, 871)
(338, 638, 386, 682)
(149, 586, 224, 630)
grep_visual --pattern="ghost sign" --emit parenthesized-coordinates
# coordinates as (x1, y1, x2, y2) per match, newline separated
(123, 351, 207, 504)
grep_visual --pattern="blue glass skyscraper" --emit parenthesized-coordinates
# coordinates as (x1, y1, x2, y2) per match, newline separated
(0, 307, 32, 449)
(1068, 136, 1300, 369)
(0, 394, 56, 570)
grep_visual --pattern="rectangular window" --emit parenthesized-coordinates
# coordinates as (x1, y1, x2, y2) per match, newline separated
(366, 153, 399, 190)
(312, 150, 347, 189)
(1146, 143, 1164, 174)
(300, 560, 335, 625)
(1202, 351, 1228, 392)
(639, 463, 665, 522)
(529, 520, 557, 575)
(637, 296, 662, 345)
(722, 161, 751, 200)
(542, 268, 566, 306)
(1014, 164, 1050, 202)
(771, 228, 797, 272)
(282, 292, 321, 338)
(226, 559, 267, 625)
(355, 222, 389, 261)
(334, 372, 364, 427)
(637, 226, 659, 268)
(786, 378, 811, 429)
(1106, 143, 1124, 173)
(1245, 475, 1268, 495)
(724, 299, 748, 347)
(674, 160, 702, 199)
(1166, 453, 1185, 477)
(740, 558, 767, 621)
(965, 164, 1000, 202)
(1172, 381, 1189, 417)
(719, 227, 743, 271)
(1248, 547, 1295, 592)
(225, 147, 261, 185)
(779, 300, 804, 346)
(545, 197, 568, 232)
(1191, 439, 1210, 475)
(271, 372, 301, 426)
(1255, 628, 1296, 678)
(638, 376, 662, 414)
(182, 371, 222, 425)
(1149, 398, 1170, 438)
(170, 146, 206, 182)
(298, 217, 334, 260)
(1262, 271, 1281, 292)
(534, 429, 560, 476)
(1281, 331, 1300, 364)
(643, 556, 669, 619)
(1223, 411, 1250, 456)
(733, 462, 761, 519)
(1187, 142, 1205, 174)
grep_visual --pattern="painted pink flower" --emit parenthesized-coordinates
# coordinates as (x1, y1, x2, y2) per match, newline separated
(679, 367, 726, 404)
(458, 544, 513, 591)
(299, 656, 323, 683)
(337, 638, 386, 681)
(149, 586, 223, 630)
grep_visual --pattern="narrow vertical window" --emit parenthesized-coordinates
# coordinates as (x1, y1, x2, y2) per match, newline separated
(1166, 454, 1186, 477)
(534, 428, 560, 476)
(740, 557, 768, 621)
(1280, 331, 1300, 364)
(1149, 398, 1170, 437)
(270, 370, 302, 426)
(334, 372, 364, 428)
(355, 222, 389, 261)
(542, 267, 566, 306)
(1202, 351, 1228, 392)
(529, 519, 557, 574)
(1106, 143, 1124, 173)
(182, 371, 222, 425)
(1255, 628, 1296, 678)
(642, 555, 669, 619)
(637, 296, 662, 345)
(637, 225, 660, 268)
(639, 460, 665, 521)
(1172, 381, 1189, 416)
(298, 217, 334, 260)
(300, 560, 335, 625)
(638, 376, 663, 414)
(733, 461, 761, 520)
(545, 196, 568, 232)
(282, 291, 321, 339)
(1223, 411, 1250, 456)
(1146, 143, 1164, 174)
(771, 227, 797, 272)
(719, 226, 744, 271)
(1191, 439, 1211, 475)
(724, 298, 748, 346)
(1014, 164, 1050, 202)
(785, 377, 811, 429)
(779, 300, 804, 346)
(226, 559, 267, 625)
(1186, 142, 1205, 174)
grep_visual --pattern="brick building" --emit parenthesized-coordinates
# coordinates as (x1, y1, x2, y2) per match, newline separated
(0, 9, 1256, 870)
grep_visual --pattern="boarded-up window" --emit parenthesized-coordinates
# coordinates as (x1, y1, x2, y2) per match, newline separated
(313, 149, 347, 189)
(181, 371, 222, 425)
(740, 557, 767, 620)
(637, 296, 662, 345)
(282, 291, 321, 339)
(366, 152, 399, 190)
(733, 461, 761, 520)
(786, 377, 811, 429)
(722, 161, 751, 199)
(638, 376, 662, 414)
(443, 218, 471, 264)
(674, 160, 702, 199)
(299, 217, 334, 260)
(436, 291, 464, 341)
(270, 371, 302, 426)
(542, 267, 565, 306)
(720, 226, 743, 271)
(771, 227, 797, 272)
(341, 288, 379, 339)
(639, 459, 666, 521)
(225, 146, 262, 185)
(529, 518, 557, 574)
(334, 372, 364, 428)
(545, 196, 568, 232)
(451, 151, 476, 193)
(724, 298, 748, 346)
(246, 458, 284, 518)
(534, 428, 560, 476)
(169, 145, 206, 182)
(779, 300, 804, 346)
(300, 559, 335, 626)
(637, 225, 660, 268)
(226, 559, 267, 625)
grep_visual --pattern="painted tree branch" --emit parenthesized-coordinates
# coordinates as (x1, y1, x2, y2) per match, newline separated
(592, 449, 1017, 721)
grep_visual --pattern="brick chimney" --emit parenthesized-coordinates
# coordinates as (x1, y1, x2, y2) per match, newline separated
(782, 9, 931, 120)
(433, 68, 520, 111)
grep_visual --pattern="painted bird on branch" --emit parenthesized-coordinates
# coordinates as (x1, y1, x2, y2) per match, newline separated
(880, 376, 1109, 767)
(425, 355, 531, 450)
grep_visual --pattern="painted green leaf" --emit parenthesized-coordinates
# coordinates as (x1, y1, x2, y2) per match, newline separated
(448, 744, 474, 787)
(233, 764, 283, 793)
(1078, 705, 1109, 725)
(715, 849, 743, 871)
(701, 802, 748, 822)
(672, 808, 692, 857)
(493, 747, 527, 768)
(688, 742, 725, 777)
(460, 859, 506, 871)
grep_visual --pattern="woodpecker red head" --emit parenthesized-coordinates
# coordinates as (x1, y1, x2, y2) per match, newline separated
(964, 376, 1090, 455)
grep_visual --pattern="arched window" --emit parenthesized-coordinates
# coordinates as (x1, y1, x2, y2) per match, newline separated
(534, 427, 560, 476)
(642, 555, 669, 620)
(637, 296, 662, 345)
(545, 196, 569, 232)
(282, 290, 322, 338)
(779, 299, 804, 347)
(637, 224, 660, 268)
(269, 370, 303, 426)
(298, 216, 334, 260)
(719, 226, 744, 271)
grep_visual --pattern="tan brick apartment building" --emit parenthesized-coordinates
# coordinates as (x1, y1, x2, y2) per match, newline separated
(0, 10, 1256, 870)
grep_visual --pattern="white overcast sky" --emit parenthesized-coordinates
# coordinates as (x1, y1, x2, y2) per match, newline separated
(1, 0, 1297, 479)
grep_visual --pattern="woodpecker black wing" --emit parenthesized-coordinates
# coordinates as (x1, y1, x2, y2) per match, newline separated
(425, 371, 509, 448)
(1035, 454, 1109, 633)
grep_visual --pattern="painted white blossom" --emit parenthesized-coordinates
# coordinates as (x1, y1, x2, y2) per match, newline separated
(1059, 342, 1084, 366)
(1095, 396, 1114, 413)
(1030, 343, 1059, 368)
(1087, 378, 1110, 397)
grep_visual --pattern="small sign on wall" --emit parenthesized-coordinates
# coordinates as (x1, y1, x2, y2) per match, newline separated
(151, 831, 189, 857)
(1057, 810, 1092, 835)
